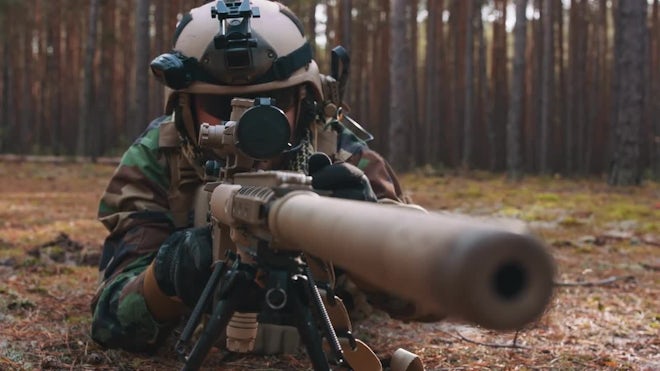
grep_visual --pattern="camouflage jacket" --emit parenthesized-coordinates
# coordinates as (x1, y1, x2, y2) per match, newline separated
(90, 114, 407, 352)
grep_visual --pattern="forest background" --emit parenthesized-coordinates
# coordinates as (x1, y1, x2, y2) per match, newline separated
(0, 1, 659, 370)
(0, 0, 659, 185)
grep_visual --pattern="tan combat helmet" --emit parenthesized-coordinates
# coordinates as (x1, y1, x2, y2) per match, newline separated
(151, 0, 323, 145)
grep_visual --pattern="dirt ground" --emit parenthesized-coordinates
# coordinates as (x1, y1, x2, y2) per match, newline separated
(0, 161, 658, 370)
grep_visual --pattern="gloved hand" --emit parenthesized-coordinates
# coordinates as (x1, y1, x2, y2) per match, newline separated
(153, 226, 213, 308)
(309, 154, 377, 202)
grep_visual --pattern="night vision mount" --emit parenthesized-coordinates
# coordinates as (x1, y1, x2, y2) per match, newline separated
(211, 1, 261, 69)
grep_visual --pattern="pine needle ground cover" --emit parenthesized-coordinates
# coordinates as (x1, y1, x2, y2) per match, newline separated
(0, 162, 657, 370)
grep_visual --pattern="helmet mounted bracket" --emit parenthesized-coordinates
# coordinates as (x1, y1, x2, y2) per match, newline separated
(211, 1, 261, 70)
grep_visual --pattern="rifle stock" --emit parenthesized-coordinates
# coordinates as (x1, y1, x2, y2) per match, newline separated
(208, 171, 555, 331)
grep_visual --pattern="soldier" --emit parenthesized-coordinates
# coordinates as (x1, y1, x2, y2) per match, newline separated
(90, 0, 418, 366)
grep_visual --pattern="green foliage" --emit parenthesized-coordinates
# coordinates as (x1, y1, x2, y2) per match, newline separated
(535, 193, 560, 203)
(603, 202, 654, 221)
(451, 184, 483, 199)
(558, 216, 586, 227)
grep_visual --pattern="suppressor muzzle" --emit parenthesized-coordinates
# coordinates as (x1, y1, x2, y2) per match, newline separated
(266, 191, 555, 330)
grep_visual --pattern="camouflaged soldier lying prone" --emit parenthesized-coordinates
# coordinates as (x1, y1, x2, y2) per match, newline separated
(90, 0, 429, 369)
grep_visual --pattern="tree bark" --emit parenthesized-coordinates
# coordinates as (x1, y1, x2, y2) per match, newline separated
(653, 0, 660, 179)
(608, 0, 647, 185)
(133, 0, 150, 140)
(0, 6, 10, 152)
(461, 0, 474, 170)
(77, 0, 100, 157)
(507, 0, 528, 181)
(539, 0, 553, 174)
(424, 0, 444, 166)
(388, 0, 412, 170)
(476, 0, 491, 170)
(490, 0, 508, 171)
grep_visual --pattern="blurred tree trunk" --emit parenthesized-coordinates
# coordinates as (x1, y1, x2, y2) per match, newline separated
(369, 0, 390, 155)
(34, 1, 44, 153)
(591, 0, 610, 173)
(98, 0, 117, 155)
(340, 0, 351, 52)
(461, 0, 474, 170)
(73, 6, 84, 153)
(565, 0, 577, 174)
(554, 0, 565, 172)
(18, 5, 33, 154)
(608, 0, 647, 185)
(326, 0, 335, 67)
(305, 2, 318, 66)
(47, 1, 62, 155)
(424, 0, 444, 165)
(653, 0, 660, 179)
(77, 0, 100, 157)
(539, 0, 553, 174)
(575, 0, 588, 174)
(150, 0, 165, 119)
(490, 0, 508, 171)
(524, 0, 539, 173)
(450, 0, 467, 167)
(352, 1, 366, 130)
(133, 0, 150, 140)
(388, 0, 412, 170)
(508, 0, 528, 181)
(476, 0, 491, 170)
(407, 0, 421, 166)
(0, 5, 10, 152)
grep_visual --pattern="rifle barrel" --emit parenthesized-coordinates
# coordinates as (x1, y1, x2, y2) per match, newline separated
(267, 191, 555, 330)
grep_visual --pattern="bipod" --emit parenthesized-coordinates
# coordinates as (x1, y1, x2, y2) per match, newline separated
(175, 246, 348, 371)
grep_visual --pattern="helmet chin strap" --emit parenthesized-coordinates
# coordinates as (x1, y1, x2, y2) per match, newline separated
(280, 86, 306, 154)
(290, 85, 309, 148)
(280, 85, 315, 173)
(177, 93, 199, 144)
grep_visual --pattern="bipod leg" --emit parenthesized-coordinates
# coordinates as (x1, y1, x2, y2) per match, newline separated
(180, 268, 246, 371)
(290, 275, 330, 371)
(303, 267, 345, 366)
(176, 262, 226, 360)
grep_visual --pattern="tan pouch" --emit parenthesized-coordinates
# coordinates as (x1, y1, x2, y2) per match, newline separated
(390, 348, 424, 371)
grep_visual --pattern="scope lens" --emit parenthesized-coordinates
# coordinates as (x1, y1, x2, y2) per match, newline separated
(236, 104, 291, 160)
(493, 262, 527, 300)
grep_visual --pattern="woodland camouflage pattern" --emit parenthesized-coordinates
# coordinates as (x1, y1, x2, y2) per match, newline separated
(90, 115, 407, 352)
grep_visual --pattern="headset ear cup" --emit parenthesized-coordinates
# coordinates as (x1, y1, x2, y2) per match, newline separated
(150, 52, 196, 90)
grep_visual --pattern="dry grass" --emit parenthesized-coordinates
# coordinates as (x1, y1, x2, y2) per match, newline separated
(0, 161, 658, 370)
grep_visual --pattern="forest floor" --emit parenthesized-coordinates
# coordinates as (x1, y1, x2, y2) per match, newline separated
(0, 161, 658, 371)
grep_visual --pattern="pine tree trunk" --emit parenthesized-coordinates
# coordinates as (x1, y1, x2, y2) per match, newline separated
(539, 0, 554, 174)
(388, 0, 412, 170)
(507, 0, 528, 181)
(608, 0, 647, 185)
(133, 0, 150, 140)
(461, 0, 474, 170)
(77, 0, 100, 157)
(424, 0, 444, 166)
(0, 7, 10, 152)
(653, 0, 660, 179)
(490, 0, 508, 171)
(477, 0, 491, 170)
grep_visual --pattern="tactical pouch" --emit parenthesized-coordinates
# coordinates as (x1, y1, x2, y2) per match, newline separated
(312, 74, 342, 156)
